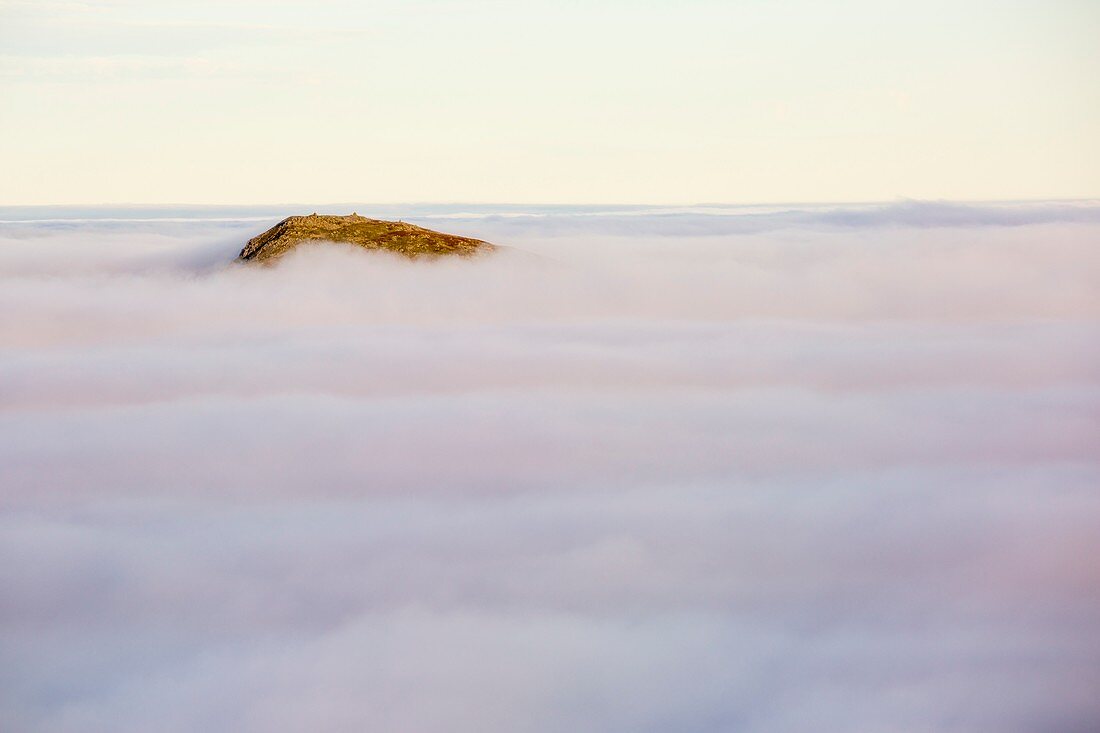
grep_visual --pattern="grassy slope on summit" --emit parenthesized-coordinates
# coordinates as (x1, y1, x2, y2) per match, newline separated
(238, 214, 495, 263)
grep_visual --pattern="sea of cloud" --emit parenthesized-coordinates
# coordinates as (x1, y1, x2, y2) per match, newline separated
(1, 202, 1098, 732)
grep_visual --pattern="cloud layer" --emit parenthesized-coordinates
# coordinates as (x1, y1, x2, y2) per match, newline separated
(2, 204, 1099, 732)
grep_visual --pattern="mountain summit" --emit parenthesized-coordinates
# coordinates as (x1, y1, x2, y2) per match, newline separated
(237, 213, 496, 263)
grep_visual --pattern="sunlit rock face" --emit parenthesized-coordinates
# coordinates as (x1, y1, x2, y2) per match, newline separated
(237, 213, 496, 263)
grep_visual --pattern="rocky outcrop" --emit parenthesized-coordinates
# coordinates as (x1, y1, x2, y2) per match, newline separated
(237, 213, 496, 263)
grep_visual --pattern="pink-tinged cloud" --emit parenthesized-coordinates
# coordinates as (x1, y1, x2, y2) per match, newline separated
(1, 203, 1099, 733)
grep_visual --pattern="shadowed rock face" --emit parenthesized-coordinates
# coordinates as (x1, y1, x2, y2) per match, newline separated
(237, 213, 496, 263)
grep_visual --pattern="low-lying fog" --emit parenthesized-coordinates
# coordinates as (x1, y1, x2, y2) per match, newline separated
(2, 202, 1099, 732)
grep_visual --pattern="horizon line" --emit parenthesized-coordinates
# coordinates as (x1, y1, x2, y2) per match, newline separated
(2, 196, 1100, 210)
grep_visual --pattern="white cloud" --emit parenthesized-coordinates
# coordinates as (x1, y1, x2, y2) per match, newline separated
(1, 204, 1099, 732)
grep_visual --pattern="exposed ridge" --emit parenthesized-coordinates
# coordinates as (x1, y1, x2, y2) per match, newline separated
(237, 213, 496, 263)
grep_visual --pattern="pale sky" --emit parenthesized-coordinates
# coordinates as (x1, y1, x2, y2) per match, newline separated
(1, 0, 1097, 205)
